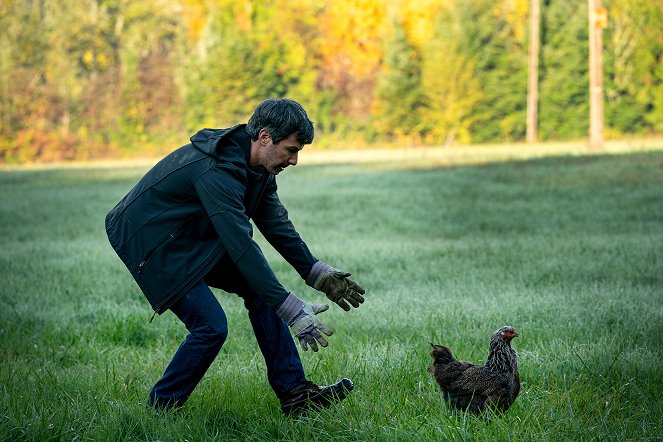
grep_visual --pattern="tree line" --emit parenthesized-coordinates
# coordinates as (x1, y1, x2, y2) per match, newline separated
(1, 0, 661, 163)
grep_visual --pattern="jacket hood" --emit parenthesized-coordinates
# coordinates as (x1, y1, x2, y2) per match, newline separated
(190, 125, 246, 157)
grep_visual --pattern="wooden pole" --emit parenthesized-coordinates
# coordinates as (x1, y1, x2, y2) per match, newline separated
(588, 0, 607, 150)
(527, 0, 540, 144)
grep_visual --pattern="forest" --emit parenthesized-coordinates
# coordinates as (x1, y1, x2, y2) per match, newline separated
(1, 0, 661, 163)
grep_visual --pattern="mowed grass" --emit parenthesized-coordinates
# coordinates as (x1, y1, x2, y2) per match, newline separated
(1, 144, 662, 441)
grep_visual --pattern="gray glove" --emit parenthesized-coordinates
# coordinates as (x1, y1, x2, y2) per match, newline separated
(276, 292, 334, 352)
(307, 261, 365, 311)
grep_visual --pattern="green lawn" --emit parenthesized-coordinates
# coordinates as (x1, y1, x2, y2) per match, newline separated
(1, 145, 662, 441)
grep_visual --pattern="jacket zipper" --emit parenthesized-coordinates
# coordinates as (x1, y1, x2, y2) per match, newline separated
(136, 225, 184, 274)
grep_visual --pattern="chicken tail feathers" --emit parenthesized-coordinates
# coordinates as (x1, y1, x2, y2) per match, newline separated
(429, 343, 455, 365)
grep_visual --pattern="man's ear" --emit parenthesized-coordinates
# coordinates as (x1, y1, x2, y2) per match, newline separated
(258, 128, 271, 145)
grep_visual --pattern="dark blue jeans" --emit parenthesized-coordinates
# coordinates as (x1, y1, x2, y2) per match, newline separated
(148, 264, 306, 409)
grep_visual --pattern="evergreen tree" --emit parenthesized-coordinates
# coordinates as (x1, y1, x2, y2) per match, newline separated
(538, 0, 589, 140)
(455, 0, 529, 142)
(372, 19, 425, 141)
(604, 0, 663, 134)
(419, 7, 483, 145)
(184, 1, 316, 130)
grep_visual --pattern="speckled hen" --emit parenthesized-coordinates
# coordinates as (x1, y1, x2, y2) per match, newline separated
(428, 326, 520, 414)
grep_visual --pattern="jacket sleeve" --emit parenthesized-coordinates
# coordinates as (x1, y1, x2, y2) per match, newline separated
(252, 180, 317, 280)
(194, 165, 290, 308)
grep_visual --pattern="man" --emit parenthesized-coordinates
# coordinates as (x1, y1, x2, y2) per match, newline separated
(105, 98, 365, 415)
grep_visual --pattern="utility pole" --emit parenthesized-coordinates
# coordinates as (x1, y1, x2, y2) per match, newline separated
(588, 0, 607, 150)
(527, 0, 540, 144)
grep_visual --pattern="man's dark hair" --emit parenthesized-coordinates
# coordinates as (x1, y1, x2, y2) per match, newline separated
(246, 98, 315, 145)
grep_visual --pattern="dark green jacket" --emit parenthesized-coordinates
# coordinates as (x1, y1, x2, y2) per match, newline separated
(105, 125, 317, 314)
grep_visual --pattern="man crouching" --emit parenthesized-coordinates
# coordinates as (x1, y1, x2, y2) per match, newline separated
(105, 98, 365, 415)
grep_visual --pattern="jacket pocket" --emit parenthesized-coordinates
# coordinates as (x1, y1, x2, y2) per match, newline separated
(136, 224, 185, 274)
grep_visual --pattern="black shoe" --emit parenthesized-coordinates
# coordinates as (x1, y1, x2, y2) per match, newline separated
(280, 378, 354, 415)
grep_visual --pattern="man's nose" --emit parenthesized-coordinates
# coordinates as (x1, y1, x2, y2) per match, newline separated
(289, 153, 298, 166)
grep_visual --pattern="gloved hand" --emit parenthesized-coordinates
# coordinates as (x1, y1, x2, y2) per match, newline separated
(276, 292, 334, 352)
(306, 261, 365, 311)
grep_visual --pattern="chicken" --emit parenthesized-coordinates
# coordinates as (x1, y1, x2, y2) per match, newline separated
(428, 326, 520, 414)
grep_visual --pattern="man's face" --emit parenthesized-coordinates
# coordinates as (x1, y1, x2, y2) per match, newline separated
(258, 131, 303, 175)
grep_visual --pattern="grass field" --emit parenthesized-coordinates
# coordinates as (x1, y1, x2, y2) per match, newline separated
(1, 143, 662, 441)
